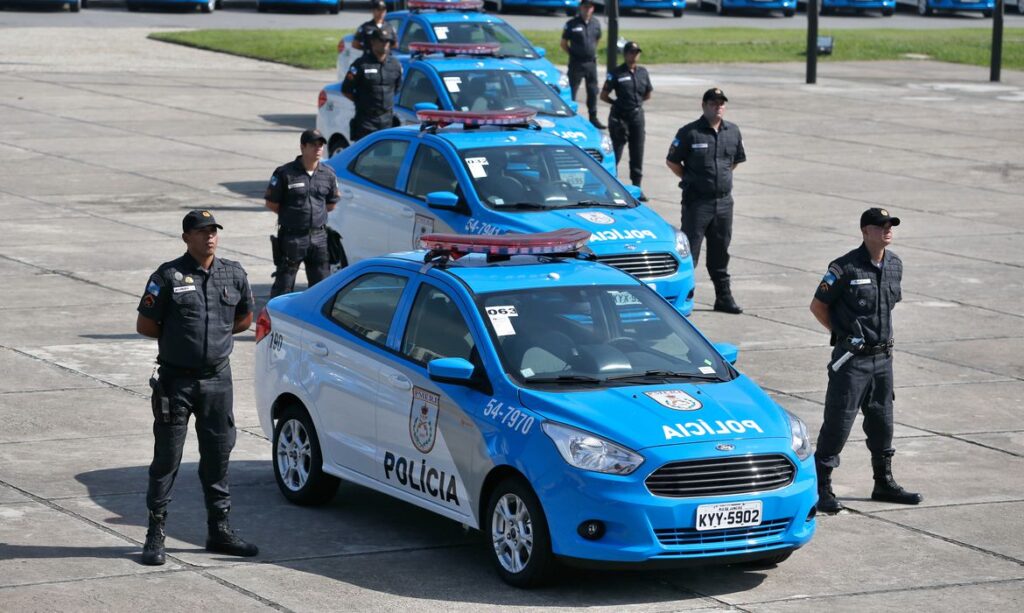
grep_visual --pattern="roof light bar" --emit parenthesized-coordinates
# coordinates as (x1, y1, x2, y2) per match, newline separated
(417, 108, 537, 128)
(420, 229, 592, 259)
(408, 42, 499, 56)
(407, 0, 484, 11)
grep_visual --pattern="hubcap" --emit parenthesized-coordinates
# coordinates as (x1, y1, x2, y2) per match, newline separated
(491, 493, 534, 574)
(276, 419, 312, 492)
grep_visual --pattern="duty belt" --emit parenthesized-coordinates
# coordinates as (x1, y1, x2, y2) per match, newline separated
(841, 338, 894, 357)
(279, 225, 326, 236)
(158, 358, 230, 379)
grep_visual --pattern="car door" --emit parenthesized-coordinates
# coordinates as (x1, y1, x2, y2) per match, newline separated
(309, 270, 411, 477)
(334, 137, 414, 264)
(375, 278, 487, 524)
(393, 142, 466, 252)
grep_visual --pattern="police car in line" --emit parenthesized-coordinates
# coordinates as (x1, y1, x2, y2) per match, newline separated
(810, 0, 894, 14)
(0, 0, 86, 10)
(318, 42, 614, 169)
(324, 108, 695, 315)
(254, 0, 342, 12)
(125, 0, 221, 11)
(254, 229, 817, 586)
(588, 0, 685, 17)
(894, 0, 994, 15)
(702, 0, 796, 16)
(335, 0, 568, 98)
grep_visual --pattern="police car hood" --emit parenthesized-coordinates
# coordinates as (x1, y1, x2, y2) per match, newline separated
(517, 376, 791, 451)
(533, 115, 599, 148)
(519, 205, 673, 253)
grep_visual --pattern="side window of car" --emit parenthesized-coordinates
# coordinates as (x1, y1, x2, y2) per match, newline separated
(398, 70, 439, 110)
(402, 285, 475, 364)
(405, 145, 458, 200)
(349, 139, 410, 189)
(328, 273, 408, 346)
(400, 22, 428, 52)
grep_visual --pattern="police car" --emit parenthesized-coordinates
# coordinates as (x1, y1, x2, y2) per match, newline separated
(703, 0, 796, 16)
(254, 230, 817, 586)
(335, 0, 568, 98)
(318, 42, 613, 170)
(0, 0, 86, 10)
(813, 0, 894, 14)
(325, 108, 695, 315)
(254, 0, 342, 13)
(125, 0, 220, 11)
(894, 0, 993, 15)
(608, 0, 685, 17)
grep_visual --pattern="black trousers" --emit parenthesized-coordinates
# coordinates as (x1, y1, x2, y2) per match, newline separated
(815, 349, 896, 468)
(350, 112, 394, 142)
(608, 109, 645, 187)
(680, 194, 734, 285)
(271, 229, 330, 298)
(567, 59, 599, 121)
(147, 366, 236, 514)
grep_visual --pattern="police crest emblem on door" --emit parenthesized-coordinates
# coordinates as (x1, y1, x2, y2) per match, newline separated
(410, 386, 440, 453)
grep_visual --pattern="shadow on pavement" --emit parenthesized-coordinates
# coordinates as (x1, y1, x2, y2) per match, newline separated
(259, 114, 316, 130)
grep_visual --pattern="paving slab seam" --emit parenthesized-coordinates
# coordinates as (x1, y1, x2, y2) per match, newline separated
(869, 498, 1024, 515)
(0, 344, 148, 398)
(656, 579, 755, 613)
(0, 566, 197, 592)
(896, 346, 1024, 384)
(0, 253, 145, 299)
(238, 541, 477, 567)
(734, 576, 1024, 609)
(847, 508, 1024, 567)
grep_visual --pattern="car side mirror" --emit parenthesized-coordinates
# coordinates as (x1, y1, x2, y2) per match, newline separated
(713, 342, 739, 365)
(625, 185, 643, 201)
(428, 357, 476, 384)
(533, 46, 546, 58)
(567, 100, 579, 114)
(414, 101, 439, 112)
(426, 191, 459, 210)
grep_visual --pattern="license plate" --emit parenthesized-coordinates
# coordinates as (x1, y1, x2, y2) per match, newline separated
(695, 501, 762, 531)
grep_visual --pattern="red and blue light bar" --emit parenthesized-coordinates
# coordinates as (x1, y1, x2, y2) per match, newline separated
(417, 108, 537, 128)
(408, 42, 499, 56)
(420, 229, 592, 258)
(407, 0, 484, 11)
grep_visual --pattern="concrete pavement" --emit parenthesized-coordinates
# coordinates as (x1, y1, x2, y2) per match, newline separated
(0, 27, 1022, 612)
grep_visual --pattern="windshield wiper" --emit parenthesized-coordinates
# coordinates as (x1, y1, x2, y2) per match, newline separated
(525, 374, 604, 385)
(605, 370, 726, 383)
(559, 200, 631, 209)
(492, 202, 550, 210)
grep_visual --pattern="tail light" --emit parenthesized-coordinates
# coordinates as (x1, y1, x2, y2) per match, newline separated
(337, 38, 345, 53)
(317, 89, 327, 109)
(255, 307, 272, 344)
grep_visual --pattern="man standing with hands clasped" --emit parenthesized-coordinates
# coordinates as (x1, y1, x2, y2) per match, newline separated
(809, 208, 923, 514)
(666, 88, 745, 314)
(561, 0, 605, 129)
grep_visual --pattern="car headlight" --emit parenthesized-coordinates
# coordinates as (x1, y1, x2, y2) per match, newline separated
(542, 422, 644, 475)
(558, 73, 569, 92)
(674, 230, 691, 259)
(600, 133, 613, 154)
(787, 411, 813, 460)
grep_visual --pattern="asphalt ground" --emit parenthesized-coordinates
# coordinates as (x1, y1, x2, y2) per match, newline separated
(2, 0, 1022, 29)
(1, 26, 1023, 612)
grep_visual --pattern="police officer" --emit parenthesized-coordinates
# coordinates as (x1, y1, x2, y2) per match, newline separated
(666, 88, 746, 314)
(342, 26, 403, 142)
(600, 41, 651, 190)
(265, 129, 341, 298)
(809, 208, 923, 514)
(352, 0, 396, 54)
(136, 210, 258, 566)
(560, 0, 604, 129)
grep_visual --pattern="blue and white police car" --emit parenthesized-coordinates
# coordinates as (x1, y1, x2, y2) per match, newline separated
(254, 230, 818, 586)
(318, 42, 613, 171)
(125, 0, 220, 11)
(325, 108, 695, 315)
(814, 0, 894, 14)
(613, 0, 685, 17)
(335, 0, 568, 98)
(703, 0, 796, 16)
(894, 0, 993, 15)
(254, 0, 342, 13)
(0, 0, 85, 10)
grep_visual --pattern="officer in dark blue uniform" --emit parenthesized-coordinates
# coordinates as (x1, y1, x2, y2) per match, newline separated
(342, 26, 403, 142)
(600, 41, 652, 190)
(265, 129, 341, 298)
(809, 208, 923, 514)
(666, 87, 746, 314)
(352, 0, 397, 54)
(561, 0, 604, 129)
(136, 210, 258, 566)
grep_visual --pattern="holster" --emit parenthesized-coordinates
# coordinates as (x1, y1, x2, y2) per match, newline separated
(326, 226, 345, 267)
(270, 234, 282, 268)
(149, 375, 170, 424)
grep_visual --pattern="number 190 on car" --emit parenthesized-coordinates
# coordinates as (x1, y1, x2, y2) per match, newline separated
(696, 500, 762, 531)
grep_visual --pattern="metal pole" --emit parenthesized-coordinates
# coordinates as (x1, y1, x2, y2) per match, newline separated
(991, 0, 1003, 82)
(606, 0, 620, 76)
(806, 0, 818, 84)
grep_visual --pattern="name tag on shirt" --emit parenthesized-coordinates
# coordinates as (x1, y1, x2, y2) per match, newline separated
(364, 68, 378, 74)
(692, 143, 709, 149)
(173, 285, 196, 293)
(617, 76, 631, 82)
(288, 182, 305, 189)
(850, 278, 872, 285)
(572, 27, 583, 31)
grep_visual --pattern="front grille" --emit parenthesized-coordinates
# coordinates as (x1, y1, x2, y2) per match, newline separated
(596, 252, 678, 279)
(583, 148, 604, 163)
(645, 454, 796, 498)
(654, 518, 791, 547)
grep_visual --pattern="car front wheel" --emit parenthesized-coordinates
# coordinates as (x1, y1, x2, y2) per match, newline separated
(201, 0, 214, 12)
(273, 405, 340, 506)
(484, 477, 556, 588)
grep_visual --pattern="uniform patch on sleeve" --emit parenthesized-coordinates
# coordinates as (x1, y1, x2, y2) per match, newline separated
(671, 138, 679, 147)
(146, 280, 160, 297)
(142, 294, 155, 308)
(270, 175, 278, 187)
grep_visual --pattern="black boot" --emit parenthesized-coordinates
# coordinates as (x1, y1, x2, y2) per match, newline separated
(815, 462, 844, 514)
(141, 510, 167, 566)
(590, 117, 607, 130)
(206, 510, 259, 557)
(871, 454, 923, 505)
(713, 280, 743, 314)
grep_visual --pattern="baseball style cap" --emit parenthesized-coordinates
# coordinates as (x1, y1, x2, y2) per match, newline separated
(860, 207, 901, 228)
(370, 0, 387, 9)
(182, 209, 223, 233)
(300, 128, 327, 146)
(579, 0, 594, 5)
(703, 87, 728, 103)
(623, 41, 642, 54)
(367, 26, 394, 43)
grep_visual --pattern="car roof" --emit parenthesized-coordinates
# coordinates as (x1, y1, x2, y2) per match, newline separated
(412, 57, 531, 73)
(395, 10, 505, 25)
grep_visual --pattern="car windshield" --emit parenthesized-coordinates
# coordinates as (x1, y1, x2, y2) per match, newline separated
(459, 145, 633, 209)
(441, 70, 570, 117)
(478, 285, 733, 388)
(432, 21, 536, 59)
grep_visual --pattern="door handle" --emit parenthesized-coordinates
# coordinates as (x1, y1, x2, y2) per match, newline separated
(309, 342, 329, 357)
(385, 373, 411, 390)
(400, 210, 414, 218)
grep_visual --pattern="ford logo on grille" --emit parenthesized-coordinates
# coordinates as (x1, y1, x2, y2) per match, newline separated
(624, 243, 637, 251)
(715, 444, 735, 452)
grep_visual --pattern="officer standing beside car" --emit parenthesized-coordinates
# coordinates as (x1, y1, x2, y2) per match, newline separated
(342, 26, 403, 142)
(809, 208, 923, 514)
(265, 128, 340, 298)
(135, 210, 258, 566)
(352, 0, 396, 54)
(600, 41, 651, 191)
(560, 0, 605, 129)
(666, 87, 746, 314)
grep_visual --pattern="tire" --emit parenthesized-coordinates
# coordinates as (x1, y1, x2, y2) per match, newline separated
(257, 1, 267, 12)
(200, 0, 214, 12)
(1018, 0, 1024, 15)
(982, 9, 992, 16)
(783, 7, 794, 15)
(565, 7, 576, 16)
(715, 0, 728, 15)
(82, 0, 88, 8)
(127, 1, 140, 11)
(495, 0, 507, 13)
(70, 0, 81, 12)
(215, 0, 222, 8)
(917, 0, 932, 15)
(881, 7, 893, 15)
(273, 405, 340, 506)
(328, 135, 347, 157)
(484, 476, 557, 588)
(673, 8, 683, 16)
(330, 1, 341, 14)
(738, 550, 793, 569)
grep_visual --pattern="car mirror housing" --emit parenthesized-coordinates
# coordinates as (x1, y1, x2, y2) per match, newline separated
(414, 101, 439, 112)
(428, 357, 476, 384)
(426, 191, 460, 210)
(567, 100, 579, 114)
(624, 185, 643, 201)
(533, 46, 546, 58)
(713, 342, 739, 365)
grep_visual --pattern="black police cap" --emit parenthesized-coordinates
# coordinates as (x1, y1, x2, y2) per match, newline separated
(703, 87, 728, 103)
(367, 26, 394, 43)
(370, 0, 387, 9)
(300, 128, 327, 146)
(860, 208, 901, 228)
(182, 209, 223, 233)
(623, 41, 642, 55)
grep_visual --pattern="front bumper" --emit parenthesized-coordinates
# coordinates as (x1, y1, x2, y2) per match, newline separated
(724, 0, 796, 8)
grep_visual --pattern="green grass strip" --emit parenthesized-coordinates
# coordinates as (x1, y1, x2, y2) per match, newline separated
(149, 27, 1024, 71)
